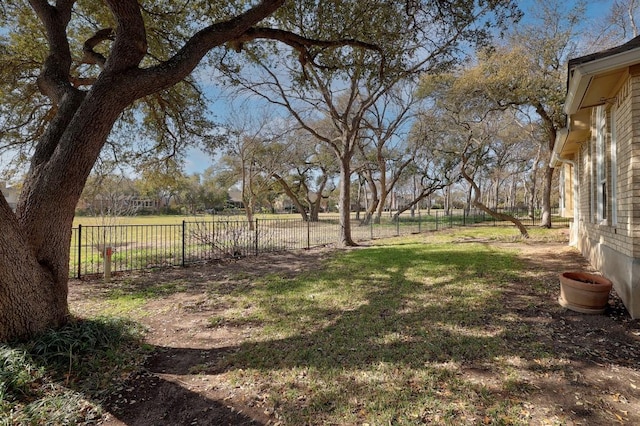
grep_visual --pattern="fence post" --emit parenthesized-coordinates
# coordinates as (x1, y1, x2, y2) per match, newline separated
(418, 210, 421, 233)
(104, 246, 112, 282)
(307, 218, 310, 250)
(370, 216, 373, 240)
(435, 210, 439, 231)
(463, 209, 466, 227)
(396, 214, 400, 236)
(255, 219, 259, 256)
(77, 224, 82, 279)
(182, 221, 186, 267)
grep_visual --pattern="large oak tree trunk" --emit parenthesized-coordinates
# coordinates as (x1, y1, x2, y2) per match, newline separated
(539, 165, 554, 228)
(272, 173, 309, 221)
(308, 173, 329, 222)
(2, 86, 130, 341)
(537, 105, 557, 229)
(338, 157, 356, 246)
(0, 197, 69, 340)
(374, 159, 387, 224)
(0, 0, 287, 342)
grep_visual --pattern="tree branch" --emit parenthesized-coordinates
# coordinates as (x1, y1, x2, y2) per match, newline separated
(231, 26, 384, 69)
(102, 0, 147, 73)
(28, 0, 78, 103)
(133, 0, 286, 96)
(460, 137, 529, 238)
(82, 28, 115, 68)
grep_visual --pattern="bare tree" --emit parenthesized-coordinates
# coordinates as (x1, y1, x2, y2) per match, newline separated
(221, 3, 519, 245)
(419, 74, 530, 237)
(219, 109, 280, 229)
(585, 0, 640, 51)
(391, 110, 462, 220)
(356, 84, 418, 224)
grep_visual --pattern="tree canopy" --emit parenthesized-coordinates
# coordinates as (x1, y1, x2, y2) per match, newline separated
(0, 0, 521, 341)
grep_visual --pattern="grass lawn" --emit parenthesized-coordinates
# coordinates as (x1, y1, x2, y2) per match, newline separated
(73, 212, 316, 226)
(73, 214, 202, 226)
(206, 231, 524, 424)
(3, 227, 639, 425)
(71, 209, 479, 227)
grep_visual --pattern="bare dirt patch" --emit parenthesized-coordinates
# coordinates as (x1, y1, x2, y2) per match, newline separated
(69, 235, 640, 425)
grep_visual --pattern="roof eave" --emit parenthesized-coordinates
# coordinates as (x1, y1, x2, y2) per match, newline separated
(565, 47, 640, 115)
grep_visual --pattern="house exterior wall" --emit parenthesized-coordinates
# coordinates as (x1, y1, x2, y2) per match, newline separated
(559, 162, 574, 217)
(573, 72, 640, 318)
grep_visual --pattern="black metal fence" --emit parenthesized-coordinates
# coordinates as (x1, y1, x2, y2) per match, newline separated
(70, 208, 570, 279)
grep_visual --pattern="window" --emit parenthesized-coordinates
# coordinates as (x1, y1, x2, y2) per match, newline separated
(610, 108, 618, 225)
(595, 106, 607, 223)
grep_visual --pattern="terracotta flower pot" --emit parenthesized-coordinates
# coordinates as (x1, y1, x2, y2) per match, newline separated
(558, 271, 612, 314)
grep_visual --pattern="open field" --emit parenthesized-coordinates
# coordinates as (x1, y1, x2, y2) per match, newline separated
(69, 211, 462, 279)
(4, 227, 638, 425)
(72, 209, 567, 227)
(69, 210, 570, 279)
(72, 212, 352, 227)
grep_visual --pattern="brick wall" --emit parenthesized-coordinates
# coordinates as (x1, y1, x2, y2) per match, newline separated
(576, 73, 636, 259)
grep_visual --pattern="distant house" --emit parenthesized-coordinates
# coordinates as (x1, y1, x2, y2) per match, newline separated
(128, 197, 158, 211)
(553, 36, 640, 318)
(0, 181, 18, 211)
(80, 194, 158, 214)
(227, 185, 244, 209)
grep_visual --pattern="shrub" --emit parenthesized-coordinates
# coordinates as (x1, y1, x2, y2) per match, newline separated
(0, 317, 147, 424)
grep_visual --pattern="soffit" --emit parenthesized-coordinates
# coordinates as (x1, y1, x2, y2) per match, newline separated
(560, 70, 626, 159)
(577, 69, 626, 111)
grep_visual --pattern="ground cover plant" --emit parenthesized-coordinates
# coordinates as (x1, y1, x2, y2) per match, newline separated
(4, 227, 639, 425)
(0, 317, 147, 425)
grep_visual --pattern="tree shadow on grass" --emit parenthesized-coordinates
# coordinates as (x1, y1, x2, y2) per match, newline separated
(96, 243, 640, 424)
(102, 371, 266, 426)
